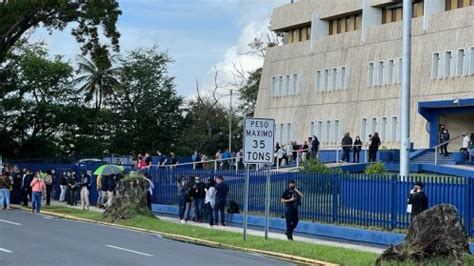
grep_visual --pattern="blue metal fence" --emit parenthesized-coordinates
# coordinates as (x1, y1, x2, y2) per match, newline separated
(149, 168, 474, 236)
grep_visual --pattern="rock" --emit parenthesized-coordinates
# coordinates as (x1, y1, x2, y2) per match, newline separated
(376, 204, 470, 265)
(103, 173, 153, 222)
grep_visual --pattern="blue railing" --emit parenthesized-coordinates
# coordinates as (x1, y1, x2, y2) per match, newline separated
(149, 168, 474, 236)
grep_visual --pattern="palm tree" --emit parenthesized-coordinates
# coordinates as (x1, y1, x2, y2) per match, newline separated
(74, 54, 121, 110)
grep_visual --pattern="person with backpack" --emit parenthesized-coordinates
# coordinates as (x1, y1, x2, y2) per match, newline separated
(30, 172, 46, 215)
(80, 171, 92, 210)
(44, 170, 54, 206)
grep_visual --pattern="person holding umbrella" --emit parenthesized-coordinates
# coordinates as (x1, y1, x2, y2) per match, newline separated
(93, 164, 124, 208)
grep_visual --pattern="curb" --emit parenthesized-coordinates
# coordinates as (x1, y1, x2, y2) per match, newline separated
(19, 207, 337, 266)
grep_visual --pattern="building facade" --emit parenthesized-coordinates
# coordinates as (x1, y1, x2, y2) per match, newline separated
(255, 0, 474, 150)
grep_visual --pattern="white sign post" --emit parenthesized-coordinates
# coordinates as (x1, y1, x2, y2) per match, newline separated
(243, 118, 275, 240)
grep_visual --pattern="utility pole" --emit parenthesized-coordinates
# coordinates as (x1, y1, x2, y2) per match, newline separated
(229, 89, 233, 153)
(400, 0, 412, 180)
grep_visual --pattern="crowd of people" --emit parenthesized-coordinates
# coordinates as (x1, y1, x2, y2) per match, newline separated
(0, 163, 125, 214)
(177, 175, 229, 228)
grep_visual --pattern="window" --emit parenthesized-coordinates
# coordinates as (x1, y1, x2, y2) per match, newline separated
(271, 77, 276, 96)
(329, 13, 362, 35)
(317, 121, 323, 141)
(361, 118, 368, 141)
(387, 60, 394, 84)
(397, 58, 402, 84)
(286, 123, 292, 143)
(285, 75, 290, 95)
(323, 69, 329, 92)
(381, 117, 387, 141)
(391, 116, 400, 141)
(446, 0, 474, 11)
(326, 120, 331, 144)
(310, 122, 315, 137)
(293, 74, 298, 94)
(371, 117, 378, 134)
(283, 25, 312, 45)
(331, 68, 337, 91)
(340, 66, 347, 90)
(470, 47, 474, 75)
(334, 120, 340, 143)
(279, 124, 284, 144)
(432, 53, 440, 79)
(457, 49, 466, 76)
(368, 62, 375, 87)
(278, 76, 283, 96)
(445, 51, 453, 78)
(315, 71, 321, 91)
(377, 61, 384, 86)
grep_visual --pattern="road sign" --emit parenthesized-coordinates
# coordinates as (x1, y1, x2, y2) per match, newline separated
(243, 118, 275, 164)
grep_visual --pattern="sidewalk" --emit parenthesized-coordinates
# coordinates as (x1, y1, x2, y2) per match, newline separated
(50, 201, 385, 254)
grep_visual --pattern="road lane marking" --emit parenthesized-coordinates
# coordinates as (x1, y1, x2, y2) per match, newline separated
(0, 219, 22, 226)
(0, 248, 13, 253)
(105, 245, 153, 257)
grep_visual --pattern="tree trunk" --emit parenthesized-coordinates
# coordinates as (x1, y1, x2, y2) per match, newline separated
(103, 174, 153, 222)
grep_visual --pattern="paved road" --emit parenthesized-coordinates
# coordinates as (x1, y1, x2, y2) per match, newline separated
(0, 210, 292, 266)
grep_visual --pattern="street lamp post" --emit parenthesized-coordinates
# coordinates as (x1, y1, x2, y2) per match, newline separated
(229, 89, 233, 153)
(400, 0, 412, 180)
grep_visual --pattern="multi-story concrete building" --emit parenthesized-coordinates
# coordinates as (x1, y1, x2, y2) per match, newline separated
(255, 0, 474, 151)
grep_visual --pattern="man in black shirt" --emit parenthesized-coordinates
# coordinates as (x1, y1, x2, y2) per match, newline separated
(407, 181, 429, 221)
(281, 180, 304, 240)
(214, 176, 229, 226)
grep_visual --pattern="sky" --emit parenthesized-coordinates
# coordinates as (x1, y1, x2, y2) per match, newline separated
(29, 0, 289, 98)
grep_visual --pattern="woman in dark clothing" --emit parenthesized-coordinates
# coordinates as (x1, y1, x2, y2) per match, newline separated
(369, 132, 381, 162)
(44, 170, 54, 206)
(11, 166, 22, 204)
(353, 136, 363, 163)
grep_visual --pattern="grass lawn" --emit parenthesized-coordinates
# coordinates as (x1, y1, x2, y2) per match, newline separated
(42, 206, 473, 266)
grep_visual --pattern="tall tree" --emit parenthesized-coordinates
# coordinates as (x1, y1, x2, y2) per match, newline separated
(237, 67, 261, 117)
(109, 47, 184, 155)
(75, 48, 121, 110)
(0, 0, 121, 63)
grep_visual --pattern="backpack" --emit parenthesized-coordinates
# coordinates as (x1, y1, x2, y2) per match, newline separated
(227, 200, 240, 214)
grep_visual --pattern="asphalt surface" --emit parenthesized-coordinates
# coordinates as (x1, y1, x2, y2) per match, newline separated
(0, 210, 293, 266)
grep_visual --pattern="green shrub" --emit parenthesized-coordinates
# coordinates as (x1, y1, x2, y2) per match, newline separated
(364, 162, 386, 174)
(300, 159, 332, 174)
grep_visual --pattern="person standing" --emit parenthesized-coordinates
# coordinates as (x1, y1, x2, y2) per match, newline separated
(178, 176, 189, 224)
(193, 176, 206, 223)
(214, 176, 229, 226)
(0, 173, 12, 210)
(311, 136, 320, 160)
(80, 171, 91, 210)
(369, 133, 381, 162)
(44, 170, 54, 206)
(353, 136, 363, 163)
(440, 126, 450, 157)
(59, 172, 68, 202)
(204, 178, 216, 228)
(106, 174, 116, 208)
(461, 134, 470, 160)
(21, 170, 33, 207)
(67, 173, 77, 206)
(341, 132, 353, 163)
(407, 181, 429, 221)
(30, 172, 46, 215)
(11, 166, 22, 205)
(280, 180, 303, 240)
(144, 175, 154, 210)
(100, 174, 109, 208)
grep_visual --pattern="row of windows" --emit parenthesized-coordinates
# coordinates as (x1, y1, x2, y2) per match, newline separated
(446, 0, 474, 10)
(431, 47, 474, 79)
(367, 58, 402, 87)
(284, 25, 311, 45)
(315, 66, 349, 92)
(275, 123, 293, 145)
(382, 1, 425, 24)
(309, 119, 342, 145)
(328, 13, 362, 36)
(270, 74, 301, 97)
(361, 116, 400, 143)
